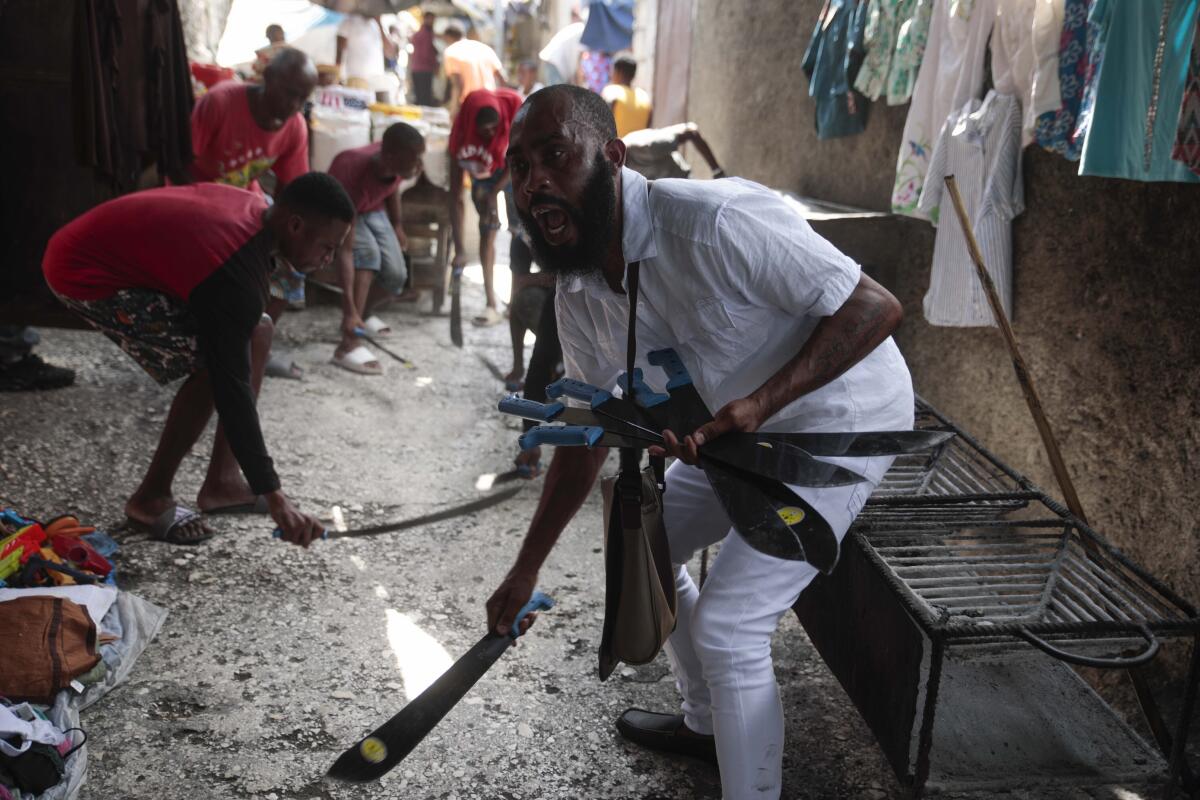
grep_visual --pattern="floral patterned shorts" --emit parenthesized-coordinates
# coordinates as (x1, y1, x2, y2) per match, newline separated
(55, 289, 202, 385)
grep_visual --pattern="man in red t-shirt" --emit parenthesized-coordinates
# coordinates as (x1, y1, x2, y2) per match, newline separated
(43, 174, 353, 547)
(409, 12, 439, 106)
(187, 48, 318, 345)
(187, 48, 315, 193)
(326, 123, 425, 374)
(448, 87, 524, 329)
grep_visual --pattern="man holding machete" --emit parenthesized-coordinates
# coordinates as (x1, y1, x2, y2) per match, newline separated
(485, 85, 914, 800)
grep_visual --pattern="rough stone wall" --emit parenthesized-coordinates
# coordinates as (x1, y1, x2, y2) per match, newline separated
(687, 0, 1200, 613)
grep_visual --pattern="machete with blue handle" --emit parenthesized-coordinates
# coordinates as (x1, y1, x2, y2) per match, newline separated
(326, 592, 555, 782)
(518, 425, 605, 450)
(499, 396, 654, 448)
(546, 377, 669, 442)
(646, 347, 842, 568)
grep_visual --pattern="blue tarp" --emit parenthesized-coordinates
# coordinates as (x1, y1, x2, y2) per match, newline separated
(579, 0, 635, 52)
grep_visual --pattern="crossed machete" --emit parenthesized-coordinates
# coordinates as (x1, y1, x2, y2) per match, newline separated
(510, 347, 953, 570)
(324, 347, 952, 784)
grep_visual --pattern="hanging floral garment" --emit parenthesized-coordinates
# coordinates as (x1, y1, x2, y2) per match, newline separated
(1034, 0, 1092, 159)
(1076, 0, 1200, 182)
(891, 0, 997, 218)
(855, 0, 933, 104)
(1171, 13, 1200, 175)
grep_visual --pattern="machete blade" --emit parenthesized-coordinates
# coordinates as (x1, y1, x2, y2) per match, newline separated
(646, 347, 839, 567)
(701, 459, 839, 570)
(326, 592, 554, 783)
(700, 437, 869, 488)
(449, 267, 463, 348)
(330, 486, 521, 538)
(327, 633, 512, 782)
(733, 429, 955, 457)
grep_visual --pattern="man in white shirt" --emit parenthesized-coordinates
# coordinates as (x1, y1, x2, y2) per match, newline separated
(441, 26, 505, 116)
(485, 85, 914, 800)
(336, 14, 390, 98)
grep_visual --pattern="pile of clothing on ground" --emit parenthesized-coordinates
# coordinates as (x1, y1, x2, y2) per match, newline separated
(0, 509, 167, 800)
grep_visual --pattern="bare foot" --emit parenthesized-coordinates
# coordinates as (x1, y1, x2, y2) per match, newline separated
(125, 493, 212, 543)
(197, 478, 257, 512)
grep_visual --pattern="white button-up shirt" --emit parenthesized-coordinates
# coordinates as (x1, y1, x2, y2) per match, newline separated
(556, 168, 914, 433)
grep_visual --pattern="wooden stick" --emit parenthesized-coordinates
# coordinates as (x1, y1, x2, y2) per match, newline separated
(941, 176, 1088, 525)
(942, 177, 1196, 786)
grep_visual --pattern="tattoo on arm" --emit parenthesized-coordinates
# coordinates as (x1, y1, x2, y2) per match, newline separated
(809, 299, 890, 385)
(751, 276, 901, 419)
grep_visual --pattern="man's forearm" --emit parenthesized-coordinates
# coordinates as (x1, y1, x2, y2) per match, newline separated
(511, 446, 608, 575)
(749, 274, 902, 421)
(337, 247, 357, 318)
(680, 129, 721, 173)
(385, 191, 402, 228)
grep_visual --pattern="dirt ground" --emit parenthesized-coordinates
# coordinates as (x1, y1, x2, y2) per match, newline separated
(0, 267, 1191, 800)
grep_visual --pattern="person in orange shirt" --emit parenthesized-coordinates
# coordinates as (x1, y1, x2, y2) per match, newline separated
(441, 26, 506, 115)
(600, 55, 652, 137)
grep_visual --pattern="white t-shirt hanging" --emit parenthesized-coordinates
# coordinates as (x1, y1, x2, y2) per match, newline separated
(918, 91, 1025, 327)
(991, 0, 1064, 146)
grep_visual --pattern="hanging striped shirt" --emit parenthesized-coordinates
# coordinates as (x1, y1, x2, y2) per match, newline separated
(918, 90, 1025, 327)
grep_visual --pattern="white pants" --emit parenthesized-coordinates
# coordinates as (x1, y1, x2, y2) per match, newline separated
(660, 455, 892, 800)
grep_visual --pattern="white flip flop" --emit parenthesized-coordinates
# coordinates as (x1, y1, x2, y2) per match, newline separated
(363, 315, 392, 336)
(331, 345, 383, 375)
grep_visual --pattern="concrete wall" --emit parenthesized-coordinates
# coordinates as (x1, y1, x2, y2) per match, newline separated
(686, 0, 1200, 615)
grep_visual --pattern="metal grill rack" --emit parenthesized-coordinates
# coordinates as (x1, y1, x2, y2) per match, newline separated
(795, 397, 1200, 796)
(862, 396, 1040, 522)
(844, 497, 1199, 795)
(856, 507, 1198, 657)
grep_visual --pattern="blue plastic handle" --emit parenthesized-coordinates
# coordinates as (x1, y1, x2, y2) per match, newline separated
(647, 348, 694, 390)
(518, 425, 604, 450)
(546, 377, 613, 408)
(498, 395, 565, 421)
(509, 590, 555, 639)
(353, 326, 368, 337)
(272, 527, 329, 541)
(616, 369, 670, 408)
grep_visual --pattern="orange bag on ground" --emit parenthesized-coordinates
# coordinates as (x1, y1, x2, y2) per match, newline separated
(0, 596, 100, 703)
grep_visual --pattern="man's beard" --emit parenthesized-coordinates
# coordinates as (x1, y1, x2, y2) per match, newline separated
(517, 153, 617, 279)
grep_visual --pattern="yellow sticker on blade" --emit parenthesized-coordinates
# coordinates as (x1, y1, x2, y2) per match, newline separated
(777, 506, 805, 525)
(360, 736, 387, 764)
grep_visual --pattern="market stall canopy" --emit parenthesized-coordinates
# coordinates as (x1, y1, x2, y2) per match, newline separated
(580, 0, 634, 53)
(217, 0, 345, 66)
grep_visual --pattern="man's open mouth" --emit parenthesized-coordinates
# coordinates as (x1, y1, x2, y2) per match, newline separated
(531, 204, 572, 243)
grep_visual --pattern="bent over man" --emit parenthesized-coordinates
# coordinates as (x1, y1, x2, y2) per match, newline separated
(327, 122, 426, 374)
(485, 85, 914, 799)
(43, 174, 353, 547)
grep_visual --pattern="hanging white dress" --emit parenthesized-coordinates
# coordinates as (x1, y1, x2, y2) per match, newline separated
(918, 91, 1025, 327)
(891, 0, 996, 219)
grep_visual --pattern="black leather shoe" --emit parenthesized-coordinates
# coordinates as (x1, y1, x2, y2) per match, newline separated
(615, 708, 718, 765)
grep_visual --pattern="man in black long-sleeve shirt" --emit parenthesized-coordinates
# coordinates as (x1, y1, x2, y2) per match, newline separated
(43, 173, 353, 546)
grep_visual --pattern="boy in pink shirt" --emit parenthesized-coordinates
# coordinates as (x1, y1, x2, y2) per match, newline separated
(326, 123, 426, 374)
